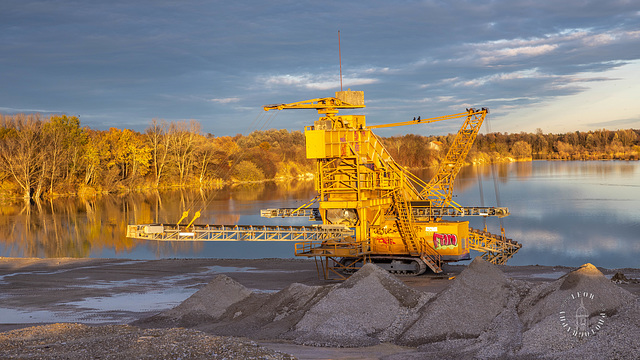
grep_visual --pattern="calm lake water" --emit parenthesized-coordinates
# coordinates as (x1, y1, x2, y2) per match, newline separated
(1, 161, 638, 269)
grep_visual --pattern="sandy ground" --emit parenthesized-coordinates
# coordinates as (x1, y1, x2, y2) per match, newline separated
(1, 257, 639, 359)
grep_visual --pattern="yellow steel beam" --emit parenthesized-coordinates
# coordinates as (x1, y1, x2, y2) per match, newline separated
(368, 109, 486, 129)
(263, 97, 365, 112)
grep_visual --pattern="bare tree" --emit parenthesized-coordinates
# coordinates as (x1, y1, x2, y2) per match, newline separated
(194, 134, 217, 186)
(0, 114, 45, 200)
(168, 120, 200, 185)
(145, 119, 170, 187)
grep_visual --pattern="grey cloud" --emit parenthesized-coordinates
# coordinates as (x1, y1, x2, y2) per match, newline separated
(1, 0, 639, 135)
(587, 116, 640, 129)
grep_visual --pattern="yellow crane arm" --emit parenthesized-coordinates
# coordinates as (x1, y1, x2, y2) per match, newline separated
(264, 97, 365, 113)
(421, 108, 489, 208)
(368, 108, 488, 129)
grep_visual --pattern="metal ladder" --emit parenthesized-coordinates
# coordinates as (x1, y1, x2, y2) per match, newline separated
(394, 191, 443, 273)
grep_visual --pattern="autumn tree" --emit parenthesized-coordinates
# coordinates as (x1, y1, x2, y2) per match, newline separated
(232, 160, 265, 182)
(100, 128, 151, 187)
(81, 129, 109, 187)
(511, 141, 532, 160)
(42, 115, 86, 194)
(617, 129, 638, 148)
(208, 136, 239, 180)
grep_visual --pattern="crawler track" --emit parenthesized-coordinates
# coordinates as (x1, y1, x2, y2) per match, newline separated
(340, 256, 428, 276)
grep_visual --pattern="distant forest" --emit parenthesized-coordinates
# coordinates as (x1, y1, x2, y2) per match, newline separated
(1, 113, 638, 200)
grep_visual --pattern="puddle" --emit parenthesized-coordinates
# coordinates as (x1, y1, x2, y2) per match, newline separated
(0, 307, 125, 324)
(205, 265, 311, 274)
(0, 287, 199, 325)
(251, 289, 279, 294)
(63, 288, 198, 313)
(0, 263, 122, 284)
(205, 265, 257, 273)
(0, 262, 306, 326)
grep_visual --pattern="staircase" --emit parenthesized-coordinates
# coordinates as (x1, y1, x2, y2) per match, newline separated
(393, 191, 442, 273)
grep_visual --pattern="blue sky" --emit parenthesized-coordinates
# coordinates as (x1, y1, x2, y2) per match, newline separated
(1, 0, 639, 137)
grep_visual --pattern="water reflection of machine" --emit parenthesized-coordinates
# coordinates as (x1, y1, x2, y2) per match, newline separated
(127, 90, 521, 279)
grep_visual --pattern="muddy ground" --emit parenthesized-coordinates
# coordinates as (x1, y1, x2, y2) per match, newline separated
(0, 257, 639, 359)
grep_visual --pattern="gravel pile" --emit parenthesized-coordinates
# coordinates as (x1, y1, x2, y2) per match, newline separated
(552, 297, 640, 360)
(0, 323, 294, 360)
(388, 262, 639, 359)
(611, 271, 639, 284)
(133, 274, 254, 328)
(517, 263, 637, 357)
(167, 274, 253, 319)
(290, 263, 434, 347)
(200, 282, 333, 339)
(399, 257, 512, 345)
(133, 259, 638, 359)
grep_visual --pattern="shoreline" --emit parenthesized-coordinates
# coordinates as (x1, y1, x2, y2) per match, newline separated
(2, 158, 638, 202)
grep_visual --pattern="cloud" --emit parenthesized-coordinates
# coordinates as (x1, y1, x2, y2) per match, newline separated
(209, 97, 240, 104)
(259, 73, 378, 90)
(587, 116, 640, 129)
(481, 97, 537, 103)
(457, 27, 640, 67)
(455, 68, 547, 87)
(0, 106, 60, 114)
(478, 44, 559, 64)
(2, 0, 640, 135)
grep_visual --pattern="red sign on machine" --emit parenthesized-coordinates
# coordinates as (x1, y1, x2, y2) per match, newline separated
(433, 233, 458, 249)
(376, 237, 396, 246)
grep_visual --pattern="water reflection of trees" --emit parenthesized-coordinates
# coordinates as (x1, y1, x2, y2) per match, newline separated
(0, 197, 136, 258)
(0, 163, 528, 259)
(413, 164, 517, 195)
(0, 181, 317, 258)
(3, 161, 636, 259)
(536, 160, 638, 178)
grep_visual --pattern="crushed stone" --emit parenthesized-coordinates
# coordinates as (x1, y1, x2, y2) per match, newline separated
(130, 259, 637, 358)
(611, 271, 638, 284)
(0, 323, 294, 360)
(166, 274, 253, 319)
(518, 263, 636, 329)
(550, 297, 640, 360)
(290, 263, 434, 347)
(517, 263, 637, 357)
(399, 257, 511, 346)
(200, 282, 333, 340)
(132, 274, 253, 329)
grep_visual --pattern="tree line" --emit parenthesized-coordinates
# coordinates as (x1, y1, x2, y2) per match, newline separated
(0, 113, 638, 200)
(383, 128, 640, 166)
(0, 114, 311, 201)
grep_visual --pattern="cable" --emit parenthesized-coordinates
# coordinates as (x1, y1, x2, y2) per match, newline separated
(185, 108, 282, 225)
(484, 114, 505, 233)
(476, 165, 487, 230)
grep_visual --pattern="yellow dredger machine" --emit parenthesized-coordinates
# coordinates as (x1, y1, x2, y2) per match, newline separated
(127, 90, 521, 278)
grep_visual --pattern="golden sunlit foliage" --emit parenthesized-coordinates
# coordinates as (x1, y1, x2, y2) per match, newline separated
(0, 114, 313, 200)
(0, 113, 638, 201)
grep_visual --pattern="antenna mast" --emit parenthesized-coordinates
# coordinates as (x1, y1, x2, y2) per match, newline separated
(338, 30, 343, 91)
